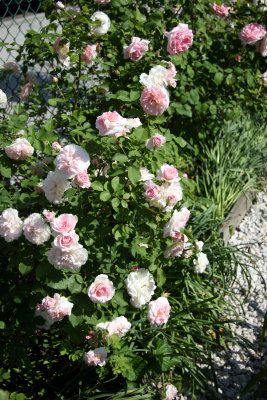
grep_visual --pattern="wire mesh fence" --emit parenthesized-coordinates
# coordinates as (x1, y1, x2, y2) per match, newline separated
(0, 0, 49, 102)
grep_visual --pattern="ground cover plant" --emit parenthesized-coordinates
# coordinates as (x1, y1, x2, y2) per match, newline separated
(0, 0, 266, 399)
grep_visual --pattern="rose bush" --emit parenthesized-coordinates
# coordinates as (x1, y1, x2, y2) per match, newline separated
(0, 0, 265, 399)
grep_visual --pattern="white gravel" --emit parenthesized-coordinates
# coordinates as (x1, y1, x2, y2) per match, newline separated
(178, 191, 267, 400)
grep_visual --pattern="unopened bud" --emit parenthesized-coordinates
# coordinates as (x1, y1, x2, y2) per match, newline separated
(53, 76, 58, 83)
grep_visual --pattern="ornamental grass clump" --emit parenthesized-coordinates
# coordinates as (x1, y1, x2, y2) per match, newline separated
(0, 0, 265, 398)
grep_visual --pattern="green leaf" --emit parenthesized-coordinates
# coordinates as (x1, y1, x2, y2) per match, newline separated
(111, 176, 120, 192)
(69, 309, 84, 327)
(68, 275, 82, 294)
(214, 72, 224, 86)
(189, 89, 199, 104)
(91, 181, 103, 191)
(157, 268, 166, 288)
(128, 166, 141, 184)
(112, 290, 128, 307)
(100, 191, 111, 201)
(112, 197, 120, 209)
(36, 263, 68, 289)
(18, 262, 33, 275)
(44, 119, 55, 132)
(121, 199, 128, 208)
(209, 104, 217, 115)
(113, 153, 128, 163)
(0, 166, 12, 178)
(174, 137, 187, 148)
(0, 321, 6, 329)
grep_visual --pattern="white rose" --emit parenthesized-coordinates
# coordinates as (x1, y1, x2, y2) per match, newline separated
(193, 252, 209, 274)
(0, 89, 7, 108)
(42, 171, 71, 204)
(23, 213, 51, 245)
(139, 167, 155, 182)
(0, 208, 23, 242)
(125, 268, 156, 308)
(91, 12, 111, 35)
(47, 246, 88, 270)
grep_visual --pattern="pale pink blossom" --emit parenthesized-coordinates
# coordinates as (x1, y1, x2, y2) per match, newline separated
(145, 133, 166, 150)
(182, 173, 188, 178)
(146, 182, 183, 212)
(53, 37, 71, 66)
(140, 63, 177, 88)
(194, 252, 209, 273)
(55, 144, 90, 178)
(147, 297, 171, 326)
(125, 268, 156, 308)
(2, 62, 20, 74)
(96, 111, 127, 136)
(42, 171, 71, 204)
(157, 164, 179, 183)
(56, 1, 65, 9)
(0, 208, 23, 242)
(239, 23, 266, 45)
(195, 240, 204, 251)
(88, 274, 115, 303)
(52, 142, 62, 152)
(164, 234, 189, 258)
(143, 180, 162, 200)
(81, 44, 97, 66)
(258, 34, 267, 56)
(139, 243, 148, 248)
(84, 348, 107, 367)
(53, 231, 80, 251)
(47, 246, 88, 270)
(211, 3, 228, 18)
(20, 82, 33, 100)
(141, 86, 169, 115)
(0, 89, 7, 108)
(23, 213, 51, 245)
(139, 167, 155, 182)
(260, 71, 267, 84)
(165, 24, 193, 55)
(123, 37, 150, 61)
(94, 0, 110, 3)
(91, 12, 110, 36)
(5, 138, 34, 161)
(52, 76, 58, 83)
(50, 213, 78, 236)
(35, 293, 73, 329)
(163, 208, 191, 239)
(74, 171, 91, 189)
(42, 210, 56, 222)
(97, 316, 131, 338)
(164, 384, 178, 400)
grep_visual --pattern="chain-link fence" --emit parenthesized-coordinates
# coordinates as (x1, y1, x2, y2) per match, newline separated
(0, 0, 49, 101)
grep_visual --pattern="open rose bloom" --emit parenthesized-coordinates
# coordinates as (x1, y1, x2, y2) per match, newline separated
(147, 297, 171, 326)
(50, 213, 78, 235)
(0, 208, 23, 242)
(165, 23, 193, 55)
(211, 3, 228, 18)
(5, 138, 34, 161)
(84, 347, 107, 367)
(96, 111, 141, 137)
(140, 63, 177, 88)
(125, 268, 156, 308)
(123, 37, 150, 61)
(164, 384, 178, 400)
(88, 274, 115, 303)
(239, 23, 266, 45)
(23, 213, 51, 245)
(141, 86, 169, 115)
(53, 37, 71, 66)
(146, 133, 166, 150)
(35, 293, 73, 329)
(81, 44, 97, 66)
(97, 316, 131, 338)
(55, 144, 90, 178)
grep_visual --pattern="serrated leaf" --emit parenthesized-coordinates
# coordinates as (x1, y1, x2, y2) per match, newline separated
(44, 119, 55, 132)
(68, 275, 82, 294)
(214, 72, 224, 86)
(91, 181, 103, 191)
(113, 153, 128, 163)
(157, 268, 166, 288)
(128, 166, 140, 184)
(100, 191, 111, 201)
(111, 176, 120, 192)
(112, 197, 120, 209)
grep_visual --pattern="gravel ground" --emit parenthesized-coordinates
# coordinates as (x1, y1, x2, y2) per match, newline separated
(179, 192, 267, 400)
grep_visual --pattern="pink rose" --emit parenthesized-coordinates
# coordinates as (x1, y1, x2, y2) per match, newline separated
(52, 142, 62, 152)
(20, 82, 33, 100)
(164, 234, 189, 258)
(50, 213, 78, 236)
(5, 138, 34, 160)
(239, 23, 266, 45)
(147, 297, 171, 326)
(47, 246, 88, 270)
(164, 384, 178, 400)
(42, 210, 56, 222)
(81, 44, 97, 66)
(88, 274, 115, 303)
(53, 231, 80, 251)
(166, 62, 177, 87)
(42, 295, 57, 309)
(94, 0, 110, 3)
(145, 133, 166, 150)
(211, 3, 228, 18)
(141, 86, 169, 115)
(163, 207, 191, 238)
(56, 1, 65, 9)
(139, 167, 155, 182)
(157, 164, 179, 182)
(23, 213, 51, 245)
(95, 111, 126, 136)
(143, 180, 161, 200)
(165, 23, 193, 55)
(123, 37, 150, 61)
(74, 171, 91, 189)
(0, 208, 23, 242)
(55, 144, 90, 178)
(258, 34, 267, 56)
(97, 316, 131, 338)
(84, 347, 107, 367)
